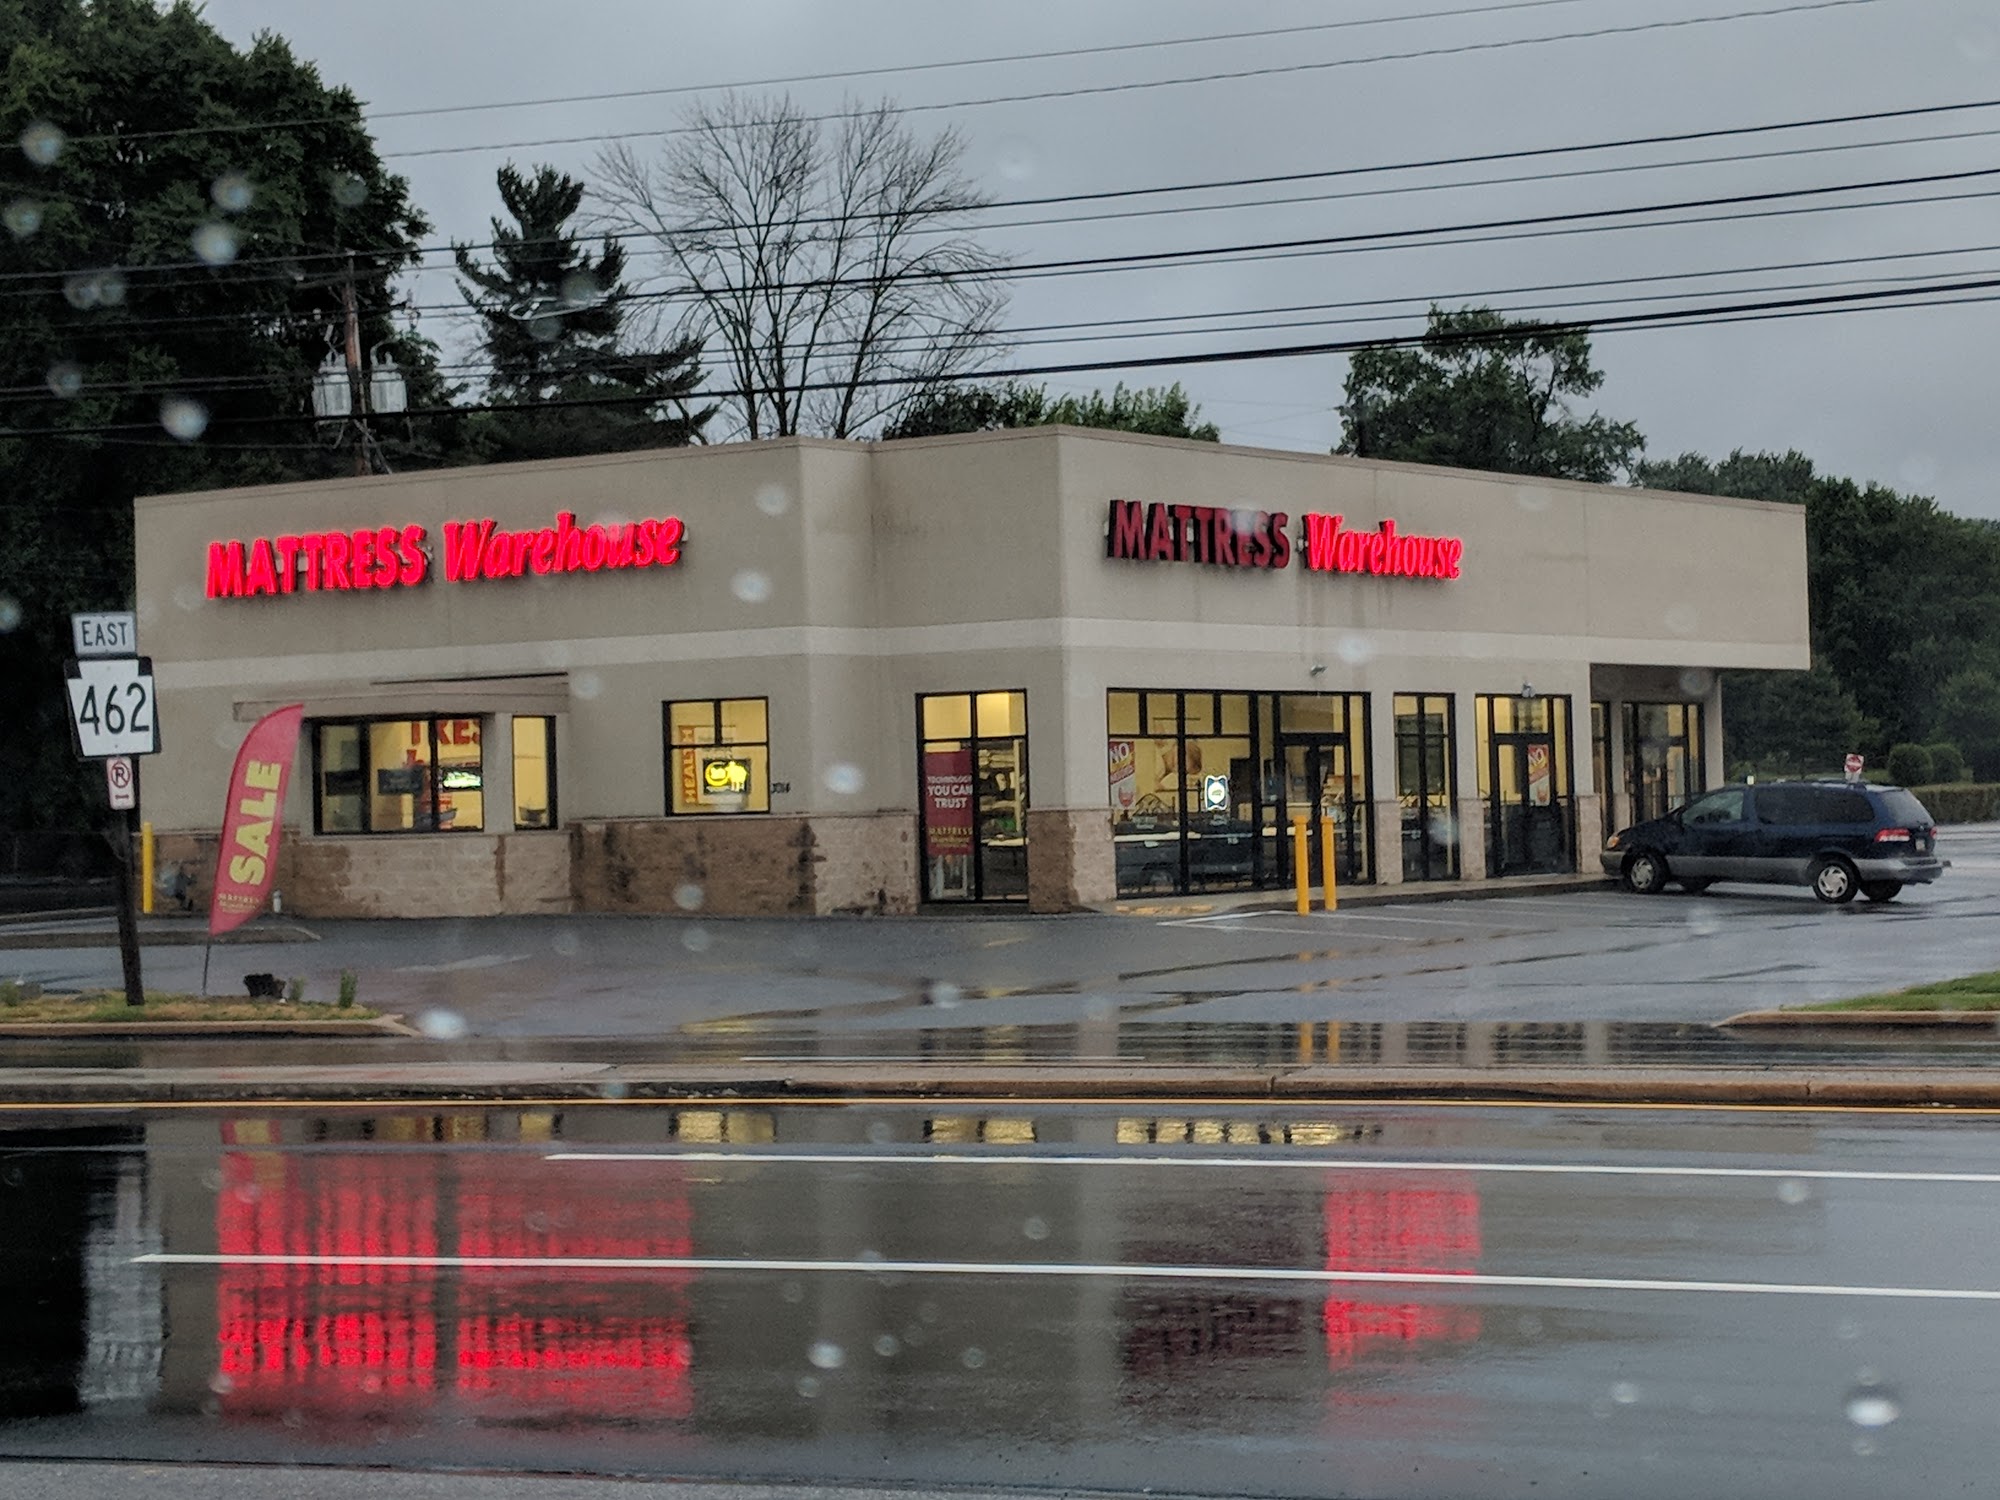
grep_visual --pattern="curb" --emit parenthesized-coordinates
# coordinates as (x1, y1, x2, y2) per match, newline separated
(1098, 875, 1615, 918)
(5, 1062, 2000, 1109)
(1725, 1009, 2000, 1028)
(0, 1015, 413, 1039)
(0, 922, 319, 950)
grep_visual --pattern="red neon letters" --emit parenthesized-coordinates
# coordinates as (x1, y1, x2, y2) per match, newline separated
(1105, 500, 1464, 581)
(1300, 513, 1463, 580)
(204, 512, 687, 599)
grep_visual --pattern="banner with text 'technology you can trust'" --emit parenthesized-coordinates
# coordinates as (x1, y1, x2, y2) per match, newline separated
(209, 704, 305, 937)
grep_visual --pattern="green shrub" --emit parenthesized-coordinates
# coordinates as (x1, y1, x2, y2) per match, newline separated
(285, 976, 304, 1003)
(1926, 742, 1968, 783)
(1913, 784, 2000, 823)
(1887, 743, 1934, 786)
(337, 970, 357, 1009)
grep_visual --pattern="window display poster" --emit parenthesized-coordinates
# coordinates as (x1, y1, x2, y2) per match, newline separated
(923, 748, 976, 857)
(1527, 742, 1553, 807)
(1108, 740, 1138, 810)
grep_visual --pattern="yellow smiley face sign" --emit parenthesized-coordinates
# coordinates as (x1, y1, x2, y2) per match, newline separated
(699, 755, 752, 802)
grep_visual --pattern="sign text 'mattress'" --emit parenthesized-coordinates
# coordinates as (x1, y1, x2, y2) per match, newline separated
(204, 512, 686, 600)
(1105, 499, 1463, 580)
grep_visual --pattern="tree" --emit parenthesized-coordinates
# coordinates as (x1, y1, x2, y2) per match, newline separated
(883, 380, 1220, 441)
(0, 0, 438, 829)
(592, 93, 1007, 440)
(453, 163, 709, 461)
(1721, 667, 1873, 778)
(1936, 669, 2000, 781)
(1637, 449, 2000, 752)
(1336, 306, 1644, 482)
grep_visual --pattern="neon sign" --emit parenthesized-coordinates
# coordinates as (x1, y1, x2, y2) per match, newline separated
(1104, 499, 1463, 581)
(203, 511, 686, 600)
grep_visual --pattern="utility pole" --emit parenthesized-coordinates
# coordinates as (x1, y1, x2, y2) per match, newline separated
(342, 253, 368, 477)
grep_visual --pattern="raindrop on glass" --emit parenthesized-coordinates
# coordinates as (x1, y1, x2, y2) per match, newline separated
(1022, 1216, 1050, 1241)
(822, 762, 865, 796)
(3, 199, 41, 238)
(1852, 1435, 1880, 1457)
(1844, 1384, 1901, 1429)
(330, 171, 368, 207)
(200, 1397, 222, 1418)
(281, 1407, 306, 1430)
(918, 1300, 941, 1324)
(1611, 1381, 1640, 1405)
(1684, 905, 1719, 938)
(673, 882, 704, 912)
(902, 1323, 927, 1346)
(1678, 667, 1715, 697)
(731, 569, 772, 604)
(207, 1370, 235, 1395)
(45, 361, 83, 398)
(601, 1077, 630, 1100)
(211, 172, 254, 213)
(19, 121, 63, 167)
(558, 269, 601, 308)
(682, 924, 713, 954)
(924, 980, 962, 1009)
(1777, 1178, 1810, 1206)
(0, 596, 20, 634)
(1515, 488, 1551, 513)
(1663, 603, 1699, 636)
(796, 1374, 821, 1398)
(807, 1340, 846, 1370)
(993, 137, 1039, 182)
(754, 483, 791, 517)
(873, 1333, 900, 1358)
(1334, 633, 1374, 666)
(62, 273, 101, 310)
(960, 1346, 987, 1369)
(857, 1247, 885, 1264)
(1835, 1318, 1862, 1341)
(191, 221, 239, 266)
(552, 928, 582, 956)
(866, 1120, 895, 1145)
(416, 1008, 469, 1041)
(525, 313, 562, 344)
(571, 671, 603, 700)
(780, 1280, 805, 1304)
(160, 396, 209, 441)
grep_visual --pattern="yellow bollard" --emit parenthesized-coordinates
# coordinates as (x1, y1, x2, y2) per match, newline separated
(1320, 815, 1339, 912)
(1291, 814, 1310, 915)
(140, 821, 155, 915)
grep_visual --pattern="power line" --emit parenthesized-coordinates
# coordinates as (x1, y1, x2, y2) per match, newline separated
(377, 1, 1886, 162)
(64, 0, 1605, 146)
(5, 270, 1996, 439)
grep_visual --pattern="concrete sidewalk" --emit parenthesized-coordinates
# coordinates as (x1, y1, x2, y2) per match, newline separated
(4, 1056, 1999, 1108)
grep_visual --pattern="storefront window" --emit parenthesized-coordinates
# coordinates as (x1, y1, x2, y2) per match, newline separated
(312, 717, 484, 834)
(664, 698, 770, 815)
(512, 717, 557, 830)
(1395, 694, 1458, 882)
(1109, 690, 1369, 897)
(920, 690, 1028, 902)
(1624, 702, 1704, 822)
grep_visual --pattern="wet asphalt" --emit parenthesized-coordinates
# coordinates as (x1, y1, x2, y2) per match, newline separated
(1, 1098, 1997, 1498)
(11, 824, 2000, 1036)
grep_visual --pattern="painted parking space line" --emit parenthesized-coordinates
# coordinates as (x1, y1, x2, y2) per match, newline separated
(542, 1150, 2000, 1186)
(1157, 920, 1426, 939)
(131, 1251, 2000, 1303)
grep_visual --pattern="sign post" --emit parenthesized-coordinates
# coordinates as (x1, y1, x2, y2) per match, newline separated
(66, 611, 156, 1008)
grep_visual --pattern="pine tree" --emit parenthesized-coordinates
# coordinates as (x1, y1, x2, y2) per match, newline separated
(454, 164, 710, 458)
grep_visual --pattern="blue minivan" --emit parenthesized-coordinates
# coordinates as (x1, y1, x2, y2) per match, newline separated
(1601, 780, 1945, 903)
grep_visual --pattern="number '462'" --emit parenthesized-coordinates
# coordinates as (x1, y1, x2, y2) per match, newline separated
(77, 682, 151, 736)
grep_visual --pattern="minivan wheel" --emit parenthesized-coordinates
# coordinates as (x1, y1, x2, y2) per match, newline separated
(1623, 851, 1667, 895)
(1861, 881, 1902, 903)
(1810, 856, 1859, 905)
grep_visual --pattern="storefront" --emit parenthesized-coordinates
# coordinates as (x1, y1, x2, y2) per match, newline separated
(133, 427, 1810, 916)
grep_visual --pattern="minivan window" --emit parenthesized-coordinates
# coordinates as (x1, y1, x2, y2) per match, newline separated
(1754, 784, 1808, 825)
(1880, 788, 1932, 826)
(1681, 788, 1744, 825)
(1812, 788, 1876, 824)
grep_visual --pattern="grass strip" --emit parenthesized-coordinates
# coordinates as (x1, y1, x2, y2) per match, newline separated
(1802, 972, 2000, 1012)
(0, 989, 379, 1023)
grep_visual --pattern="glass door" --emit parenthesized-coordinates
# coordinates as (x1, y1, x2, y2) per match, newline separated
(1395, 693, 1458, 882)
(1279, 740, 1371, 889)
(920, 690, 1028, 902)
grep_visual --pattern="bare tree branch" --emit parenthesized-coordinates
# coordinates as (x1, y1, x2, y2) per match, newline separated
(590, 93, 1009, 440)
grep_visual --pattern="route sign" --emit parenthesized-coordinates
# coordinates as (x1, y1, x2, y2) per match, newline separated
(105, 755, 136, 810)
(64, 656, 159, 759)
(71, 611, 136, 658)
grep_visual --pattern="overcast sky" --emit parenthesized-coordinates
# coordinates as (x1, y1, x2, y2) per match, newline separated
(202, 0, 2000, 515)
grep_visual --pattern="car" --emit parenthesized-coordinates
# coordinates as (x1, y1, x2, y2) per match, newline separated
(1600, 779, 1946, 904)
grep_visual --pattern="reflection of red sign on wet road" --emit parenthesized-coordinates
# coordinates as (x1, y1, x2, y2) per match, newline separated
(213, 1124, 692, 1424)
(1324, 1179, 1482, 1366)
(923, 748, 975, 857)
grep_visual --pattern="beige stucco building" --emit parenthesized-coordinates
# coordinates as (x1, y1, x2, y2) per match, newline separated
(131, 426, 1810, 917)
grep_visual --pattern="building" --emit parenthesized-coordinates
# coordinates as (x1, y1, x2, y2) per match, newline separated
(133, 426, 1809, 917)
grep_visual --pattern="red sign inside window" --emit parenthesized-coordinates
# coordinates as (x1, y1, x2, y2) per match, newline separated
(922, 748, 975, 858)
(204, 512, 686, 600)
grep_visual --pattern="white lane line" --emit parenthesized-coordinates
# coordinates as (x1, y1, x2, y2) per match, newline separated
(541, 1151, 2000, 1186)
(128, 1252, 2000, 1302)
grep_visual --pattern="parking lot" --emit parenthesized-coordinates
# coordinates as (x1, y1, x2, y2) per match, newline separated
(9, 823, 2000, 1035)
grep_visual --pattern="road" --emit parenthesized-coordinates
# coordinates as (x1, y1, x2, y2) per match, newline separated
(2, 1097, 1998, 1498)
(13, 824, 2000, 1033)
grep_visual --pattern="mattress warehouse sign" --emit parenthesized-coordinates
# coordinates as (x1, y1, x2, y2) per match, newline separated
(203, 511, 686, 600)
(1104, 499, 1463, 581)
